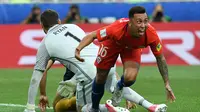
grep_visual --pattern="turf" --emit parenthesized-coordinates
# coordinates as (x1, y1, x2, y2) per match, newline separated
(0, 66, 199, 112)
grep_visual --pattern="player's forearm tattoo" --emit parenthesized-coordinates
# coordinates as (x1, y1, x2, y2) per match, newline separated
(156, 55, 169, 83)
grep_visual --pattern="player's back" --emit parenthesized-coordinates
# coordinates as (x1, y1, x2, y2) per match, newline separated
(45, 24, 97, 83)
(45, 24, 97, 59)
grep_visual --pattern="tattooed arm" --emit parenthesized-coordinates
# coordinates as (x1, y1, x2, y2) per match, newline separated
(156, 54, 169, 84)
(156, 54, 176, 102)
(148, 31, 175, 101)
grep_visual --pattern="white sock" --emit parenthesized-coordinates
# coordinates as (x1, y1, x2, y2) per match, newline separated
(141, 100, 153, 109)
(123, 87, 153, 109)
(26, 70, 43, 109)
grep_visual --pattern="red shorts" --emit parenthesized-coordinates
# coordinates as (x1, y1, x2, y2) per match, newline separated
(94, 40, 142, 69)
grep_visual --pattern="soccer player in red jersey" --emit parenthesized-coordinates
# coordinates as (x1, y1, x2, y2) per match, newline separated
(75, 6, 176, 112)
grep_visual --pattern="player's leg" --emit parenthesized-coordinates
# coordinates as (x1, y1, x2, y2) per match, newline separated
(78, 81, 112, 112)
(122, 87, 167, 112)
(91, 42, 120, 111)
(91, 68, 110, 111)
(110, 49, 167, 112)
(111, 48, 141, 106)
(105, 69, 153, 111)
(76, 81, 93, 112)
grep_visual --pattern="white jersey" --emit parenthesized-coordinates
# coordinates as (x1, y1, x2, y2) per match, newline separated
(34, 24, 117, 107)
(35, 24, 98, 83)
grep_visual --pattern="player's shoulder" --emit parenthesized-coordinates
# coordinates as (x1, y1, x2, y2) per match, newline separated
(63, 24, 85, 33)
(62, 24, 80, 29)
(111, 18, 129, 26)
(146, 23, 157, 34)
(146, 23, 159, 43)
(107, 18, 129, 35)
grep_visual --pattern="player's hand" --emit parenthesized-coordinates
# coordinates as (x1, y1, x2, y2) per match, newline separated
(165, 84, 176, 103)
(38, 95, 50, 112)
(75, 48, 85, 62)
(125, 100, 137, 110)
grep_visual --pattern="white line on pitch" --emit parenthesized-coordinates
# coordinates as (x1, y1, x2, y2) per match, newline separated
(0, 103, 53, 109)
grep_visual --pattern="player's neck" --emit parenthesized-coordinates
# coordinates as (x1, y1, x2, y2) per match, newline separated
(127, 25, 140, 38)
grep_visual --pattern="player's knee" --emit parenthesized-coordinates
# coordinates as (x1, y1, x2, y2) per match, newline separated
(124, 68, 138, 82)
(96, 68, 110, 83)
(95, 76, 107, 84)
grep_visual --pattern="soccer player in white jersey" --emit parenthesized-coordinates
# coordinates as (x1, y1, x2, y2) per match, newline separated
(24, 9, 167, 112)
(43, 59, 137, 112)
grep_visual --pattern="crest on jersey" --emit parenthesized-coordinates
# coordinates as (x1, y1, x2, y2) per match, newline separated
(100, 29, 107, 38)
(156, 43, 162, 51)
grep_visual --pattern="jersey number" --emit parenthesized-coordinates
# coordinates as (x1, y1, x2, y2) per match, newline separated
(65, 32, 81, 42)
(98, 44, 108, 57)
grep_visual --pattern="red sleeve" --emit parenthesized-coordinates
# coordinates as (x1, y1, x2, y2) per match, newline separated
(147, 25, 163, 56)
(96, 25, 114, 42)
(96, 18, 129, 42)
(150, 38, 163, 56)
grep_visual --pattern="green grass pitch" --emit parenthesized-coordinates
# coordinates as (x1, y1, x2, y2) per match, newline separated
(0, 66, 199, 112)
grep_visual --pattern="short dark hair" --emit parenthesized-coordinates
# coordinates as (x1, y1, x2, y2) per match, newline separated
(40, 9, 59, 29)
(32, 5, 40, 12)
(70, 4, 79, 10)
(129, 6, 146, 18)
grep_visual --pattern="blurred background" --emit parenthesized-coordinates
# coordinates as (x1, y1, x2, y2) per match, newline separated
(0, 0, 199, 112)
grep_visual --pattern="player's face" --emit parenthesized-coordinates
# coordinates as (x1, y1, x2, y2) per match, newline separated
(32, 8, 41, 15)
(130, 13, 148, 37)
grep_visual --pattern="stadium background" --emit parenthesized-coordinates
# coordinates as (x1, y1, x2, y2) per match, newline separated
(0, 0, 199, 112)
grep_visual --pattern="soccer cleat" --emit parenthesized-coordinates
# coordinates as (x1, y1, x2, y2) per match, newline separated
(148, 104, 167, 112)
(23, 109, 36, 112)
(82, 104, 100, 112)
(105, 100, 130, 112)
(111, 84, 123, 106)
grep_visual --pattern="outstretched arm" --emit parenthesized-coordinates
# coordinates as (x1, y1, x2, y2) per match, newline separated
(156, 54, 169, 84)
(39, 59, 55, 111)
(75, 31, 97, 62)
(40, 59, 55, 96)
(156, 54, 176, 102)
(148, 28, 176, 102)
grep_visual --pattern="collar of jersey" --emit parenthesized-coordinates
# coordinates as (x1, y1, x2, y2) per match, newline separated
(48, 24, 60, 33)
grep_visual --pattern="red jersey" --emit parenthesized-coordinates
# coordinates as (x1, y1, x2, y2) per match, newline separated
(96, 18, 162, 56)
